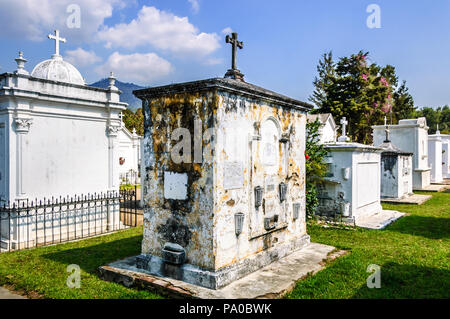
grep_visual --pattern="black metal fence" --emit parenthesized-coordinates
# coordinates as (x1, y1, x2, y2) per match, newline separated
(0, 187, 142, 253)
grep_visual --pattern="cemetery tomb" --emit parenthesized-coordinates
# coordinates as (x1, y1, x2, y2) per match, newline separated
(132, 33, 313, 289)
(373, 118, 431, 190)
(375, 121, 413, 199)
(0, 31, 126, 249)
(316, 119, 383, 223)
(306, 113, 338, 144)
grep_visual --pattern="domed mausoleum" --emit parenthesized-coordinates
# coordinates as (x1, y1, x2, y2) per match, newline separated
(31, 55, 85, 85)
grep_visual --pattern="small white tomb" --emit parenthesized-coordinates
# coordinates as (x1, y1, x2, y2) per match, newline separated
(373, 118, 431, 190)
(117, 124, 142, 185)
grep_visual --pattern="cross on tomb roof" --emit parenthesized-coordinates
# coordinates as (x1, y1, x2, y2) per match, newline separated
(224, 32, 245, 81)
(48, 30, 66, 57)
(338, 117, 350, 142)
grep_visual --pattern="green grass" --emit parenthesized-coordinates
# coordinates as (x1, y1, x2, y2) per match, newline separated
(0, 192, 448, 299)
(285, 192, 450, 299)
(0, 227, 162, 299)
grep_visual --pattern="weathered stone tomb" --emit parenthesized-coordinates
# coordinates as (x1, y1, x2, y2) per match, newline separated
(133, 77, 312, 289)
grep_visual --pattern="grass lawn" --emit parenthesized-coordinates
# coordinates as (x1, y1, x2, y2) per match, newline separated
(0, 192, 448, 299)
(0, 227, 161, 299)
(286, 191, 450, 299)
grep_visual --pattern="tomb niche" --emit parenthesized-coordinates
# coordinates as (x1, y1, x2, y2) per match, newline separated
(132, 34, 312, 289)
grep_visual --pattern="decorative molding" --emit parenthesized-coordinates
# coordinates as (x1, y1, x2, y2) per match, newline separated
(107, 125, 121, 137)
(14, 117, 33, 133)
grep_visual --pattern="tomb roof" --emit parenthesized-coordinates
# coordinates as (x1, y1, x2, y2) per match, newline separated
(377, 141, 413, 156)
(324, 141, 382, 152)
(31, 55, 85, 86)
(133, 77, 313, 111)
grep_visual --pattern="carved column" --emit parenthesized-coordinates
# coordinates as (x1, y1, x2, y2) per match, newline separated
(14, 117, 32, 199)
(107, 124, 120, 190)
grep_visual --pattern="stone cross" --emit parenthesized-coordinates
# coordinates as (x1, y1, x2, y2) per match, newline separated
(340, 117, 348, 137)
(48, 30, 66, 56)
(226, 33, 243, 71)
(119, 112, 124, 123)
(384, 116, 391, 142)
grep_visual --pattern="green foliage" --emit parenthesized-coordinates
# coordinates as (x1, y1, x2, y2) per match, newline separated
(311, 51, 416, 144)
(305, 119, 328, 217)
(123, 108, 144, 136)
(415, 105, 450, 134)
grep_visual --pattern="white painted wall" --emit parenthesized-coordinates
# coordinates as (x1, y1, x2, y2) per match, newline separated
(428, 135, 443, 183)
(442, 135, 450, 179)
(0, 72, 127, 203)
(117, 126, 142, 184)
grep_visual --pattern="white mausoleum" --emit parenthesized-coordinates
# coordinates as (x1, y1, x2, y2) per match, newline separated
(373, 118, 431, 190)
(0, 32, 127, 204)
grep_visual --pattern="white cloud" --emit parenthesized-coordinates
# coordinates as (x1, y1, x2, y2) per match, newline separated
(97, 6, 220, 57)
(188, 0, 200, 14)
(0, 0, 124, 42)
(221, 27, 233, 35)
(65, 48, 102, 67)
(94, 52, 173, 84)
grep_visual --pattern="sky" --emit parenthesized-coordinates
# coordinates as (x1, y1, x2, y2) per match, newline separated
(0, 0, 449, 108)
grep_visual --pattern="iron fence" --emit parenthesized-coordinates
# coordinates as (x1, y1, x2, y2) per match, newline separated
(0, 187, 142, 253)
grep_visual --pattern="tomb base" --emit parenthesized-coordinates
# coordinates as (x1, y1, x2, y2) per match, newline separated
(99, 241, 344, 299)
(102, 234, 310, 290)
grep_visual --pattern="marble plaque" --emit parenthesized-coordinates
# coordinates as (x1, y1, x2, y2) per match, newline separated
(223, 161, 244, 190)
(164, 171, 188, 200)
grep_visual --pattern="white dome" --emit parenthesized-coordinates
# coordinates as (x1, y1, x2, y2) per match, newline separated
(31, 55, 85, 85)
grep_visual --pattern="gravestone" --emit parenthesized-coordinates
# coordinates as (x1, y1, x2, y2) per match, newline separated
(372, 118, 431, 190)
(132, 34, 313, 289)
(316, 119, 383, 223)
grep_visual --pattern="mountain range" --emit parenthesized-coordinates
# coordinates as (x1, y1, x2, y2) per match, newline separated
(90, 79, 145, 111)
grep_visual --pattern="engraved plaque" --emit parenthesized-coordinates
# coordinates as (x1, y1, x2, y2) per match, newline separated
(223, 161, 244, 190)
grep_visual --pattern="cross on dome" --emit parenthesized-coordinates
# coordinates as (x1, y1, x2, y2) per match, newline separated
(48, 30, 66, 57)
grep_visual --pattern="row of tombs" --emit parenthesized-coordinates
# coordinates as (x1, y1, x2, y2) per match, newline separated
(2, 30, 448, 291)
(132, 77, 449, 290)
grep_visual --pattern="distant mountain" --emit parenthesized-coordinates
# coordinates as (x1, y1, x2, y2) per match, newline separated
(89, 79, 146, 111)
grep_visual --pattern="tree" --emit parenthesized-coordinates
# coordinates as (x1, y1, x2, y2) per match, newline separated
(122, 108, 144, 136)
(310, 51, 416, 143)
(415, 105, 450, 134)
(305, 119, 328, 217)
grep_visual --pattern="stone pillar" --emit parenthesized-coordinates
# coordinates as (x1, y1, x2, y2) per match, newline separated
(107, 124, 120, 190)
(13, 117, 32, 200)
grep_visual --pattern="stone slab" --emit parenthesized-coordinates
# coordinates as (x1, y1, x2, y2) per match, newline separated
(355, 210, 405, 230)
(381, 194, 432, 205)
(414, 184, 449, 192)
(0, 287, 26, 299)
(98, 243, 345, 299)
(432, 179, 450, 185)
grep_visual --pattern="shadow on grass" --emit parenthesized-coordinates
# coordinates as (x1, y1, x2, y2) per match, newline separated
(353, 262, 450, 299)
(386, 215, 450, 240)
(41, 235, 142, 274)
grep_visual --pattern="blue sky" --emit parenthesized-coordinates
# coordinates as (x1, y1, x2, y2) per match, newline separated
(0, 0, 449, 108)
